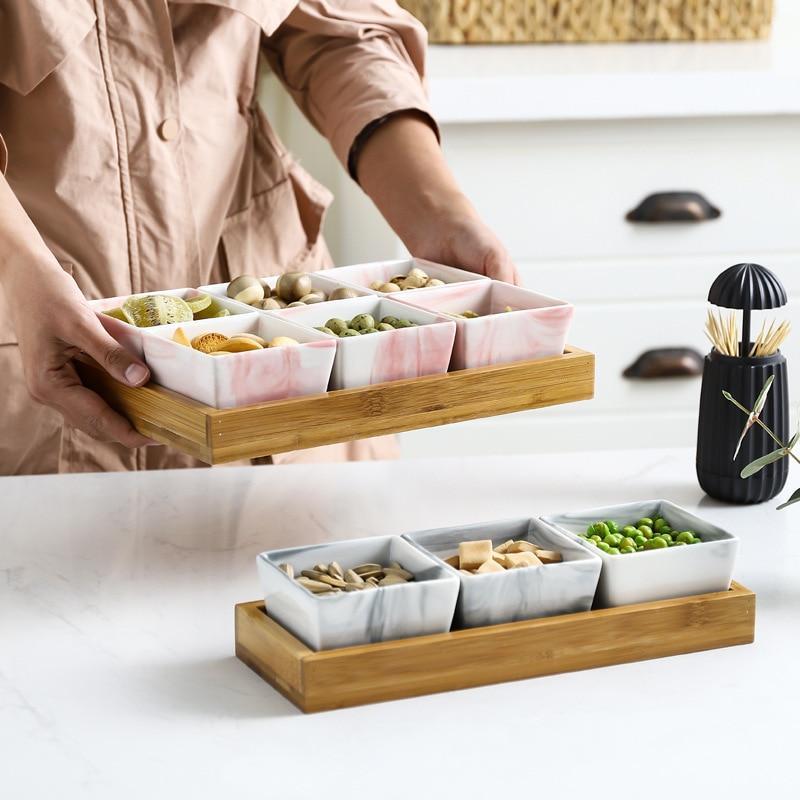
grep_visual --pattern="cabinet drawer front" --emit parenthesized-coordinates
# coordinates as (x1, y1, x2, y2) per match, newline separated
(443, 117, 800, 262)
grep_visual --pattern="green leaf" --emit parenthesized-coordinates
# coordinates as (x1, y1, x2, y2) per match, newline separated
(740, 447, 788, 478)
(790, 430, 800, 451)
(753, 375, 775, 416)
(777, 487, 800, 511)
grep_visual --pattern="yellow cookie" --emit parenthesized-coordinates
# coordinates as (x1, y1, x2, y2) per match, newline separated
(219, 336, 263, 353)
(268, 336, 299, 348)
(172, 327, 191, 347)
(191, 332, 229, 353)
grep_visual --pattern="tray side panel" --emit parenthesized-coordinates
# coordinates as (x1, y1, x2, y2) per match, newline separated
(208, 348, 595, 462)
(235, 602, 311, 710)
(297, 586, 754, 711)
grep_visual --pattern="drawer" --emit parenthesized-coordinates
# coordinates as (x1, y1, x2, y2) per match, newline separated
(442, 116, 800, 263)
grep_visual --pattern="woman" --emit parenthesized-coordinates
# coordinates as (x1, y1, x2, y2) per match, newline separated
(0, 0, 515, 474)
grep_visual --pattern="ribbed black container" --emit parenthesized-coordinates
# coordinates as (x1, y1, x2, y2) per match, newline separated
(696, 348, 789, 504)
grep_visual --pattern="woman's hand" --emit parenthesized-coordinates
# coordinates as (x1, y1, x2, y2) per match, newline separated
(355, 112, 520, 285)
(4, 253, 152, 449)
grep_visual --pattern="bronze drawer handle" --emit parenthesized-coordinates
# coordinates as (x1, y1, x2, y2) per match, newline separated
(623, 347, 704, 379)
(626, 191, 721, 223)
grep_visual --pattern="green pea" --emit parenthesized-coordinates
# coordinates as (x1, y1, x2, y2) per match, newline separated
(606, 547, 621, 555)
(590, 535, 602, 543)
(644, 537, 668, 550)
(602, 533, 617, 546)
(660, 526, 673, 535)
(588, 522, 610, 538)
(596, 541, 611, 552)
(659, 533, 673, 545)
(638, 525, 654, 539)
(621, 526, 638, 537)
(690, 537, 702, 544)
(604, 520, 619, 534)
(636, 546, 645, 551)
(654, 518, 667, 530)
(673, 541, 687, 546)
(634, 535, 647, 548)
(676, 531, 694, 545)
(620, 546, 636, 554)
(637, 518, 654, 528)
(340, 328, 361, 337)
(578, 533, 589, 539)
(325, 318, 349, 335)
(620, 537, 636, 550)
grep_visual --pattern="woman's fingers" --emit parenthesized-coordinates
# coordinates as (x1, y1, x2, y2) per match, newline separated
(73, 313, 150, 387)
(53, 379, 153, 448)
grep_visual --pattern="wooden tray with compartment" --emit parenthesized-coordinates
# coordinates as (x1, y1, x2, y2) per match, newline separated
(77, 346, 594, 464)
(235, 582, 755, 713)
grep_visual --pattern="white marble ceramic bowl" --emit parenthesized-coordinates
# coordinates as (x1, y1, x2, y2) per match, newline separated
(139, 312, 336, 408)
(542, 500, 739, 608)
(90, 288, 248, 358)
(404, 518, 601, 629)
(257, 535, 460, 651)
(396, 280, 574, 370)
(200, 271, 374, 311)
(325, 258, 489, 295)
(275, 295, 456, 390)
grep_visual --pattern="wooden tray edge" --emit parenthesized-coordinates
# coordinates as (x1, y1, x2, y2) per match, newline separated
(235, 582, 755, 713)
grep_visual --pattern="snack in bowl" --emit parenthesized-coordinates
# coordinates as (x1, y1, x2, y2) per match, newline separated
(444, 538, 562, 574)
(224, 272, 360, 307)
(315, 315, 417, 337)
(280, 559, 416, 596)
(173, 329, 299, 354)
(581, 517, 703, 555)
(103, 292, 230, 326)
(368, 265, 446, 293)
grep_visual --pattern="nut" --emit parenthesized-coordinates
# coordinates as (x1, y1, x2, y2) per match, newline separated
(254, 297, 285, 311)
(227, 275, 265, 306)
(328, 287, 360, 301)
(275, 272, 313, 302)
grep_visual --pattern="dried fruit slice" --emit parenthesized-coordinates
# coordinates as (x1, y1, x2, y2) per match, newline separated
(123, 294, 193, 327)
(172, 327, 191, 347)
(219, 336, 263, 353)
(191, 332, 229, 353)
(103, 307, 133, 324)
(185, 293, 213, 315)
(192, 299, 228, 320)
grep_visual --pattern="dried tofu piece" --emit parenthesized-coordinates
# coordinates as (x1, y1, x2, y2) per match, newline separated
(458, 540, 493, 570)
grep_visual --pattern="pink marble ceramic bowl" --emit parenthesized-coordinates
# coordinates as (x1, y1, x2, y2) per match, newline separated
(274, 296, 456, 391)
(394, 280, 574, 370)
(90, 288, 248, 359)
(200, 271, 375, 312)
(139, 313, 336, 408)
(324, 258, 489, 295)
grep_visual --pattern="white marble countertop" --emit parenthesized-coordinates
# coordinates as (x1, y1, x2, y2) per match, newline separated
(428, 1, 800, 123)
(2, 448, 799, 799)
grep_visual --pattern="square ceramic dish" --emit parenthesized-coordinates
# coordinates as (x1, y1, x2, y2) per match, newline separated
(403, 518, 601, 629)
(200, 271, 374, 310)
(90, 288, 247, 358)
(257, 535, 460, 651)
(275, 296, 456, 390)
(325, 258, 489, 295)
(542, 500, 739, 608)
(396, 280, 574, 370)
(139, 313, 336, 408)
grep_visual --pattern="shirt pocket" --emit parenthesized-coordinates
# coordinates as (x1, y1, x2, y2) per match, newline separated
(220, 166, 331, 279)
(0, 1, 96, 95)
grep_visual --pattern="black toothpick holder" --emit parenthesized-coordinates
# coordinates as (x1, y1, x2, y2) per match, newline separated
(696, 263, 790, 504)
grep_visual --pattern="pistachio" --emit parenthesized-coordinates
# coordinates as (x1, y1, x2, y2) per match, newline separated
(407, 266, 429, 281)
(379, 282, 401, 293)
(300, 292, 326, 304)
(328, 287, 359, 301)
(287, 301, 306, 308)
(275, 272, 313, 302)
(227, 275, 265, 306)
(425, 278, 445, 288)
(369, 280, 385, 290)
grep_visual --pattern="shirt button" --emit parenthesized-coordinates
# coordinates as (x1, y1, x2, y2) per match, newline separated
(158, 118, 180, 141)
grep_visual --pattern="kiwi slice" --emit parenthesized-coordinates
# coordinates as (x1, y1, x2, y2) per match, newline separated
(103, 307, 133, 324)
(123, 294, 193, 327)
(193, 299, 230, 320)
(185, 293, 213, 315)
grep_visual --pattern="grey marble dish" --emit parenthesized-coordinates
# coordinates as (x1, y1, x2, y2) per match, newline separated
(541, 499, 739, 608)
(256, 535, 459, 651)
(403, 518, 602, 629)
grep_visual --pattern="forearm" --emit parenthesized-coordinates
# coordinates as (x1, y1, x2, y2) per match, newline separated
(356, 114, 475, 253)
(0, 174, 65, 292)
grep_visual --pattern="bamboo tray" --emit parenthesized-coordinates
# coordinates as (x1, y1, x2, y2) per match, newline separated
(77, 346, 594, 464)
(235, 582, 755, 712)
